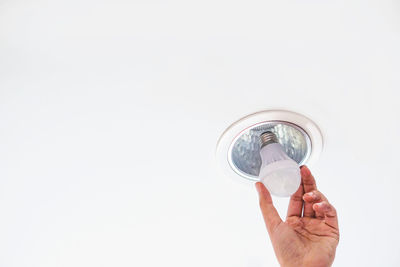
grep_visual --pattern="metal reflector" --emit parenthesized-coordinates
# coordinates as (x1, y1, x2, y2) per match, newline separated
(229, 121, 311, 180)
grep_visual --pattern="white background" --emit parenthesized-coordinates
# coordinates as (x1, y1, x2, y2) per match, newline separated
(1, 0, 400, 266)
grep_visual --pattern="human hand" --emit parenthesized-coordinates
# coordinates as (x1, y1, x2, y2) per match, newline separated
(255, 166, 339, 267)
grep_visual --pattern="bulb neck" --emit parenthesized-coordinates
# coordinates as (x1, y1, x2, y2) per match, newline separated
(260, 131, 278, 148)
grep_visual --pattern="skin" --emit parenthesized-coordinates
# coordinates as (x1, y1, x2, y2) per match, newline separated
(255, 166, 339, 267)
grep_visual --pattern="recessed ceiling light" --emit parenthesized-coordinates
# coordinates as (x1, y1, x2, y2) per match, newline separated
(215, 110, 323, 184)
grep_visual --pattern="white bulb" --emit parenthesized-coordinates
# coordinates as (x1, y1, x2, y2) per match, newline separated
(259, 142, 301, 197)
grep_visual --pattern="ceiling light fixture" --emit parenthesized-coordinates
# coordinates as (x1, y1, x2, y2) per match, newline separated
(215, 110, 324, 191)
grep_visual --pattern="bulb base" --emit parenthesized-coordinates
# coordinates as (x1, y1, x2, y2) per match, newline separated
(260, 131, 278, 148)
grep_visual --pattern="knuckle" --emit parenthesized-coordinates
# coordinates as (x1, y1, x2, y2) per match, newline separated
(329, 205, 337, 215)
(332, 206, 337, 213)
(313, 190, 329, 202)
(321, 201, 334, 212)
(291, 194, 303, 202)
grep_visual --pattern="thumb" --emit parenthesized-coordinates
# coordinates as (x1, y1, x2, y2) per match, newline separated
(255, 182, 282, 234)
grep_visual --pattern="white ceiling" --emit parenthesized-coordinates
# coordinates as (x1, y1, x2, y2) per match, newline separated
(1, 1, 400, 266)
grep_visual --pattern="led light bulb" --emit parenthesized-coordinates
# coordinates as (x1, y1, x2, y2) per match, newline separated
(258, 131, 301, 197)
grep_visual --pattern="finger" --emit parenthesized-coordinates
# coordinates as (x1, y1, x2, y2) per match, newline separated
(302, 190, 328, 204)
(303, 190, 328, 219)
(286, 181, 304, 218)
(255, 182, 282, 234)
(301, 166, 317, 217)
(313, 201, 339, 229)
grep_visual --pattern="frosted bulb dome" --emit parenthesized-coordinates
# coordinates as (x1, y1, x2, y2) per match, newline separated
(259, 142, 301, 197)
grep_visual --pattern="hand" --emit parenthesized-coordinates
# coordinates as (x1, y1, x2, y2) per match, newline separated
(255, 166, 339, 267)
